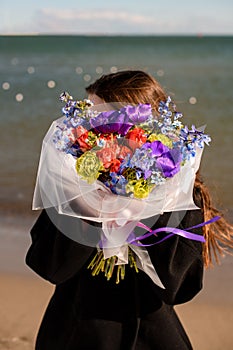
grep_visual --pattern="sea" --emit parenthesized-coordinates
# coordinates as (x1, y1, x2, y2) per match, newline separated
(0, 35, 233, 220)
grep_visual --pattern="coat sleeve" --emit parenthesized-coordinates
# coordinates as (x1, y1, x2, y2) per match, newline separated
(143, 187, 204, 305)
(25, 208, 97, 284)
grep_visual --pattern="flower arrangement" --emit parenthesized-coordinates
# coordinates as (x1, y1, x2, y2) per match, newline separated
(53, 92, 211, 200)
(31, 90, 218, 285)
(50, 91, 214, 284)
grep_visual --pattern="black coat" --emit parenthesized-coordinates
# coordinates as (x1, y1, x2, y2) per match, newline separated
(25, 191, 204, 350)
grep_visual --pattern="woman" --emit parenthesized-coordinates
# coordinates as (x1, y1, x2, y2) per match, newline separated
(26, 70, 233, 350)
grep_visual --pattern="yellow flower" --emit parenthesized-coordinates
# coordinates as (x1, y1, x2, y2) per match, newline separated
(148, 133, 173, 148)
(122, 168, 137, 181)
(76, 151, 103, 184)
(125, 179, 137, 194)
(126, 179, 153, 199)
(133, 179, 152, 199)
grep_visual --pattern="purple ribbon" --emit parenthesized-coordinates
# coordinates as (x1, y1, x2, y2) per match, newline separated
(128, 216, 221, 247)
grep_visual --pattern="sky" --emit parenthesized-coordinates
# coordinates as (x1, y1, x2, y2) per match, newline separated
(1, 0, 233, 35)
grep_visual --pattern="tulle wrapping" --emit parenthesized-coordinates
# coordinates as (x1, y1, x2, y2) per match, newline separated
(32, 117, 204, 288)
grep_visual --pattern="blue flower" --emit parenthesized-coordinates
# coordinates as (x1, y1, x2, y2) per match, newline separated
(107, 173, 128, 195)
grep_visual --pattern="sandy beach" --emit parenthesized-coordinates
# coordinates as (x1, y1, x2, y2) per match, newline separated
(0, 213, 233, 350)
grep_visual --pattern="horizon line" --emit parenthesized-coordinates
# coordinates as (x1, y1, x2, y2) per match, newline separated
(1, 32, 233, 37)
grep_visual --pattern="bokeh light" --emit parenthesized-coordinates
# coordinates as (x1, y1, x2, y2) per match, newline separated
(47, 80, 56, 88)
(15, 93, 24, 102)
(2, 82, 10, 90)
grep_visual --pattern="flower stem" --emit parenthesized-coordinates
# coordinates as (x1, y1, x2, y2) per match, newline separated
(87, 247, 138, 283)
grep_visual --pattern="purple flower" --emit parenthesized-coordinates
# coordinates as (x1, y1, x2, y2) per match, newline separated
(156, 148, 181, 177)
(142, 141, 181, 178)
(90, 110, 133, 135)
(123, 104, 152, 124)
(142, 141, 169, 157)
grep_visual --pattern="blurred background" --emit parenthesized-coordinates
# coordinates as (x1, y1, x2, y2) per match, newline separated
(0, 1, 232, 349)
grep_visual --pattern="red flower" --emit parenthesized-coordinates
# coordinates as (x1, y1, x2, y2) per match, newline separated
(75, 126, 92, 151)
(99, 134, 117, 142)
(109, 159, 121, 173)
(76, 125, 88, 138)
(126, 128, 147, 150)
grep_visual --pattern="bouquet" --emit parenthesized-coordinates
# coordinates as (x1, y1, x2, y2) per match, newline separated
(33, 92, 212, 286)
(53, 92, 210, 199)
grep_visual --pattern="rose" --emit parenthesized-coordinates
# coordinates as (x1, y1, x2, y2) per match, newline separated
(76, 151, 103, 183)
(126, 127, 147, 150)
(96, 145, 123, 172)
(75, 125, 87, 138)
(77, 134, 91, 151)
(109, 159, 121, 173)
(64, 125, 87, 147)
(71, 125, 91, 151)
(74, 126, 97, 151)
(117, 145, 132, 159)
(96, 147, 117, 169)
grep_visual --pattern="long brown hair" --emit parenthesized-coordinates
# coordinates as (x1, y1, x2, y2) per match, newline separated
(86, 70, 233, 267)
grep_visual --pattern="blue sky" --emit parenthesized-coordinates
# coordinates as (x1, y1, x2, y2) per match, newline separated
(1, 0, 233, 35)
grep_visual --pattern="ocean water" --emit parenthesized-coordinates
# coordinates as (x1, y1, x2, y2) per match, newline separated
(0, 35, 233, 216)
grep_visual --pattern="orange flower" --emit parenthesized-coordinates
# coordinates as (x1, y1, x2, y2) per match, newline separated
(75, 126, 92, 151)
(76, 125, 88, 138)
(118, 145, 132, 159)
(96, 147, 117, 169)
(126, 128, 147, 150)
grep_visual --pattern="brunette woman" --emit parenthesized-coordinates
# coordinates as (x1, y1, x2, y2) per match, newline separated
(26, 70, 233, 350)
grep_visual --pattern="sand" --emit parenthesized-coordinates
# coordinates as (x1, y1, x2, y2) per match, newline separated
(0, 273, 53, 350)
(1, 260, 233, 350)
(0, 214, 233, 350)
